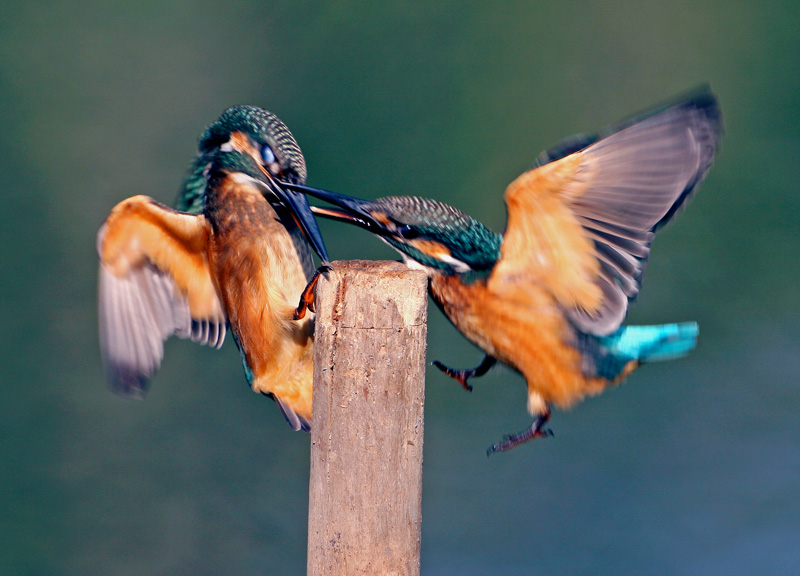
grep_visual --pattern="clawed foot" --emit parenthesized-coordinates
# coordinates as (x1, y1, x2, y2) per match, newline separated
(293, 265, 332, 320)
(432, 355, 497, 392)
(487, 411, 553, 456)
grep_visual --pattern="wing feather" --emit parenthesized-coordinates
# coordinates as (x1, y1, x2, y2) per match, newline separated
(499, 89, 722, 335)
(97, 195, 226, 397)
(270, 393, 312, 432)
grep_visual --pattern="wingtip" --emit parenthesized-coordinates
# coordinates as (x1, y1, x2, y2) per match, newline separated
(531, 84, 724, 171)
(106, 364, 150, 400)
(265, 392, 312, 432)
(677, 84, 724, 141)
(607, 84, 723, 142)
(678, 83, 720, 112)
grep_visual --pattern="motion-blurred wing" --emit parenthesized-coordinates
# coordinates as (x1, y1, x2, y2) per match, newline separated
(270, 393, 312, 432)
(97, 195, 226, 397)
(498, 89, 722, 335)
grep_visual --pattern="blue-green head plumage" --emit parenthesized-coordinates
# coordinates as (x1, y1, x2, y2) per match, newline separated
(367, 196, 503, 278)
(176, 105, 307, 214)
(172, 105, 332, 263)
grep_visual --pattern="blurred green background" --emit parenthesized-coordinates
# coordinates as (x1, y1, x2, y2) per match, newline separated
(2, 1, 799, 574)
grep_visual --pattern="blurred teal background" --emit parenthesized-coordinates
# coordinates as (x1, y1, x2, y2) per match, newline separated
(1, 1, 799, 574)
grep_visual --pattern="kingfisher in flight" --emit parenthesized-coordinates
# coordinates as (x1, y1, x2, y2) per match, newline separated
(97, 105, 330, 431)
(290, 88, 723, 453)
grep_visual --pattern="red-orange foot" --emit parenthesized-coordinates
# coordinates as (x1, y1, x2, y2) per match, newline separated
(293, 265, 331, 320)
(432, 354, 497, 392)
(487, 411, 553, 456)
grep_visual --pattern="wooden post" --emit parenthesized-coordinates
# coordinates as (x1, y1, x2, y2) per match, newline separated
(308, 260, 428, 576)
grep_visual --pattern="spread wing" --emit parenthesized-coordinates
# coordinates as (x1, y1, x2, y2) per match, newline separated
(97, 195, 226, 397)
(496, 89, 722, 335)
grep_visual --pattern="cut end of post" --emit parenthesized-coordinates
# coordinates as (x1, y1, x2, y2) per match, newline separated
(313, 260, 427, 328)
(308, 260, 428, 576)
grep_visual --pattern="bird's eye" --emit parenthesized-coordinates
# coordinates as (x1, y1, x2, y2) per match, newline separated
(261, 144, 276, 166)
(396, 224, 419, 239)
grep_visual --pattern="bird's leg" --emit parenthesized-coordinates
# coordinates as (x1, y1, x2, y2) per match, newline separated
(487, 409, 553, 456)
(293, 265, 332, 320)
(432, 354, 496, 392)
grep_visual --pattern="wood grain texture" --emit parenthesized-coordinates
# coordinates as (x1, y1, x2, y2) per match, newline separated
(308, 260, 428, 576)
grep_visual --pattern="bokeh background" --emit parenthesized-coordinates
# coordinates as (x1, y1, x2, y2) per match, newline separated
(2, 2, 799, 574)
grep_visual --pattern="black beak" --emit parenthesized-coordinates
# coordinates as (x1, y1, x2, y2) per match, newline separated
(262, 175, 331, 264)
(281, 182, 388, 236)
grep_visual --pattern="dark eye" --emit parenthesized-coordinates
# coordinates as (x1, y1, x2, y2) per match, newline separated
(396, 224, 419, 239)
(261, 144, 276, 166)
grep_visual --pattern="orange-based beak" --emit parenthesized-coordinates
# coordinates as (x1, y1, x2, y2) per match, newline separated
(281, 182, 390, 237)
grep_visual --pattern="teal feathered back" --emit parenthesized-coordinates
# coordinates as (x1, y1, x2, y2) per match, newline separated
(581, 322, 699, 380)
(175, 154, 210, 214)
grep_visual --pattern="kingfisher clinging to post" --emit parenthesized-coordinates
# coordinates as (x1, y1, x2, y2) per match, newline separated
(289, 88, 723, 452)
(97, 105, 330, 431)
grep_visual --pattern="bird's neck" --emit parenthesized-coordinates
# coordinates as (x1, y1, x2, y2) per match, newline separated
(203, 172, 292, 234)
(441, 226, 503, 285)
(203, 172, 312, 282)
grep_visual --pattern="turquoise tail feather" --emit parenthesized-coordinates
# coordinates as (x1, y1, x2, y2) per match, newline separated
(600, 322, 699, 363)
(584, 322, 699, 380)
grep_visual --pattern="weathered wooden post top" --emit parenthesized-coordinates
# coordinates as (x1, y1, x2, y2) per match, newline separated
(308, 260, 428, 576)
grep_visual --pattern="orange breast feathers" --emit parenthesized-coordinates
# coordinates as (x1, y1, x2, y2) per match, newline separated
(205, 183, 316, 420)
(430, 272, 605, 412)
(213, 248, 315, 420)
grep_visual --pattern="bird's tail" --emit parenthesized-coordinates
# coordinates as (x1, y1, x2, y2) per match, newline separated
(587, 322, 699, 380)
(605, 322, 699, 363)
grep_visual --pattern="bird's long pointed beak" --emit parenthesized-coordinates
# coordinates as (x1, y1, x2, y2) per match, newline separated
(281, 182, 387, 236)
(261, 174, 331, 264)
(281, 188, 331, 264)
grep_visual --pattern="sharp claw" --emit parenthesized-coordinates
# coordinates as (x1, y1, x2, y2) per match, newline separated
(432, 360, 473, 392)
(295, 267, 325, 320)
(294, 264, 332, 320)
(486, 411, 552, 455)
(433, 356, 495, 393)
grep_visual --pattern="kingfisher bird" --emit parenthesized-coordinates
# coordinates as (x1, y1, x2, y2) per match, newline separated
(97, 105, 330, 431)
(289, 88, 723, 452)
